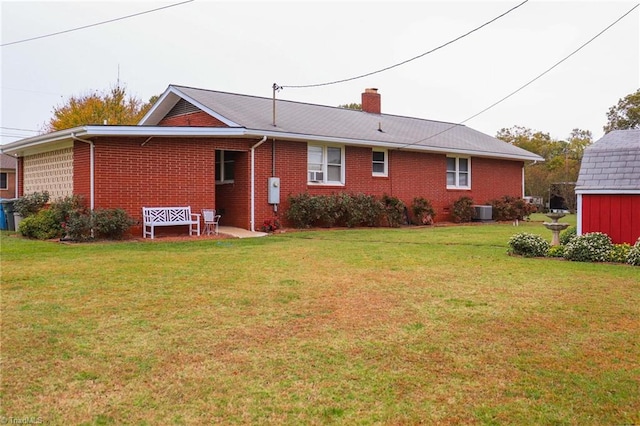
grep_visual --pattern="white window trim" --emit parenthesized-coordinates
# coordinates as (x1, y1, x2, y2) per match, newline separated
(307, 144, 345, 185)
(446, 155, 471, 189)
(216, 150, 235, 184)
(372, 148, 388, 177)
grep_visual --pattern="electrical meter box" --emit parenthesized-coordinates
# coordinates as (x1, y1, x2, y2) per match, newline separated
(268, 177, 280, 204)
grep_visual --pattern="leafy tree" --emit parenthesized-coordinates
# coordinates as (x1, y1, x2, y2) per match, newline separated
(45, 85, 157, 132)
(603, 88, 640, 133)
(496, 126, 592, 212)
(338, 103, 362, 110)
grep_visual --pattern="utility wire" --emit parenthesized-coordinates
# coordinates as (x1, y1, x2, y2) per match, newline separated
(0, 126, 38, 133)
(279, 0, 528, 89)
(396, 2, 640, 150)
(1, 0, 195, 47)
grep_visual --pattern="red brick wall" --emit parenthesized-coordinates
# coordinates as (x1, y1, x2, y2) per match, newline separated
(158, 111, 227, 127)
(257, 141, 524, 225)
(69, 135, 525, 236)
(17, 157, 24, 197)
(73, 141, 91, 205)
(84, 137, 253, 237)
(1, 170, 17, 199)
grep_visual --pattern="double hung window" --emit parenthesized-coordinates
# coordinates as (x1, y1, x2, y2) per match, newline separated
(372, 149, 388, 176)
(308, 145, 344, 184)
(446, 156, 470, 189)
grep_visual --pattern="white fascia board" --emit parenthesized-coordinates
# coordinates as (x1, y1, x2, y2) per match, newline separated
(243, 129, 543, 162)
(575, 189, 640, 195)
(1, 126, 248, 156)
(137, 87, 177, 125)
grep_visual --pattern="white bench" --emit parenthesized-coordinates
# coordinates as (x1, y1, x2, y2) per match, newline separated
(142, 206, 201, 239)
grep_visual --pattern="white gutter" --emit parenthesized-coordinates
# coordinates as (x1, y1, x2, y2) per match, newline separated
(71, 134, 95, 211)
(250, 136, 267, 232)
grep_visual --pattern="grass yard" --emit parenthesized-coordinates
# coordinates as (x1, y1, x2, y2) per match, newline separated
(1, 215, 639, 425)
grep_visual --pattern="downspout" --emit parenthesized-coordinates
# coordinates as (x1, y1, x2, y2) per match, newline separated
(250, 136, 267, 232)
(71, 134, 95, 211)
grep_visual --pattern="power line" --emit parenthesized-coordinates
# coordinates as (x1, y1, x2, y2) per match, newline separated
(278, 0, 528, 90)
(396, 2, 640, 150)
(0, 126, 39, 133)
(1, 0, 195, 47)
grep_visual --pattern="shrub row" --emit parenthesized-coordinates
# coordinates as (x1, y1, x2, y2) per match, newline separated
(451, 195, 536, 223)
(285, 193, 438, 229)
(508, 227, 640, 266)
(17, 192, 134, 241)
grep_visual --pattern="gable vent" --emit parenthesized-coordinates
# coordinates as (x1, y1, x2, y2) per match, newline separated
(165, 98, 200, 118)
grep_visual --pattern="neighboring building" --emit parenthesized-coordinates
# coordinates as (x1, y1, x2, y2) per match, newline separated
(575, 129, 640, 244)
(0, 153, 17, 199)
(1, 85, 543, 237)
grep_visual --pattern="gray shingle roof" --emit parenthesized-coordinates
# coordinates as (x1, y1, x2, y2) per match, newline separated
(575, 129, 640, 192)
(168, 85, 543, 161)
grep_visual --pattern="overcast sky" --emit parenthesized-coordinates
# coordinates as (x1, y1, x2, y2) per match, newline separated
(1, 0, 638, 146)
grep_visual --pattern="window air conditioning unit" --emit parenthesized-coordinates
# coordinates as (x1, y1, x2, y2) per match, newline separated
(308, 171, 324, 182)
(473, 205, 493, 221)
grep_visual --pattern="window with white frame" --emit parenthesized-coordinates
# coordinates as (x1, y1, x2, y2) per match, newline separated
(446, 156, 470, 189)
(215, 150, 236, 183)
(372, 149, 388, 176)
(307, 144, 344, 184)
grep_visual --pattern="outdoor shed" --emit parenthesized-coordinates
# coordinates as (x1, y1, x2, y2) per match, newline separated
(575, 129, 640, 244)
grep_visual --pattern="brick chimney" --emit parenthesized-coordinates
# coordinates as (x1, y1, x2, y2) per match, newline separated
(362, 88, 381, 114)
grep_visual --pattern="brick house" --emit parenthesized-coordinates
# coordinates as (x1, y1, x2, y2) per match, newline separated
(0, 153, 17, 199)
(1, 85, 543, 237)
(575, 129, 640, 244)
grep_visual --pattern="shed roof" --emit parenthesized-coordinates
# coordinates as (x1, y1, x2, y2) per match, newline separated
(575, 129, 640, 193)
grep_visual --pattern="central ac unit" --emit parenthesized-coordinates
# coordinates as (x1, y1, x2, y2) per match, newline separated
(308, 171, 324, 182)
(473, 205, 493, 221)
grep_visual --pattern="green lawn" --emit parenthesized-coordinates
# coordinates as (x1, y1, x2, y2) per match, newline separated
(2, 215, 639, 425)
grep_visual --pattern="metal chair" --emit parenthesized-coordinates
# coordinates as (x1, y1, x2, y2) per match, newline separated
(202, 209, 221, 235)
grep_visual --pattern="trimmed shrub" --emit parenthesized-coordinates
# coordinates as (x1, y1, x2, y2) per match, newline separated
(451, 196, 474, 223)
(547, 245, 565, 258)
(508, 233, 550, 257)
(13, 191, 50, 218)
(627, 238, 640, 266)
(563, 232, 613, 262)
(489, 195, 537, 221)
(381, 194, 406, 228)
(93, 208, 135, 239)
(559, 226, 577, 245)
(18, 208, 62, 240)
(609, 244, 631, 264)
(411, 197, 436, 225)
(286, 192, 384, 229)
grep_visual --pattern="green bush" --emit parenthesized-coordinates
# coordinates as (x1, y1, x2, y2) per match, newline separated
(285, 193, 384, 229)
(381, 194, 406, 228)
(93, 208, 136, 239)
(547, 245, 565, 258)
(559, 226, 577, 245)
(13, 191, 50, 218)
(451, 196, 474, 223)
(626, 238, 640, 266)
(508, 233, 550, 257)
(489, 195, 537, 221)
(563, 232, 613, 262)
(411, 197, 436, 225)
(18, 208, 62, 240)
(609, 243, 631, 264)
(64, 212, 93, 241)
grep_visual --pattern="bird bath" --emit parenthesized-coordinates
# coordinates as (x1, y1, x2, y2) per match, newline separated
(544, 212, 570, 246)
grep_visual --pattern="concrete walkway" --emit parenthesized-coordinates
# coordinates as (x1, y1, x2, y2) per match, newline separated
(217, 226, 268, 239)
